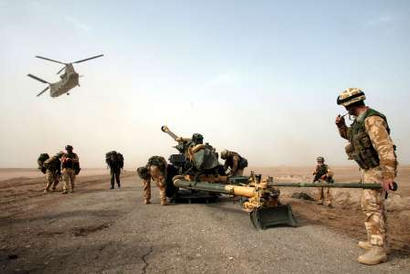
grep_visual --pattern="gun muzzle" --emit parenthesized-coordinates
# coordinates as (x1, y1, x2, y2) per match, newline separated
(161, 125, 179, 141)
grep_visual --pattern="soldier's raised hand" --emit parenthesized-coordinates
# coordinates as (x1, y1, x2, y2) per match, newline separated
(335, 114, 346, 127)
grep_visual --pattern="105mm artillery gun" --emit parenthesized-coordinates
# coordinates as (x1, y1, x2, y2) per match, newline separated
(161, 125, 224, 179)
(173, 173, 397, 229)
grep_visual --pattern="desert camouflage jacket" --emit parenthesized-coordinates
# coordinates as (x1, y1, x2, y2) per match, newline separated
(339, 110, 397, 179)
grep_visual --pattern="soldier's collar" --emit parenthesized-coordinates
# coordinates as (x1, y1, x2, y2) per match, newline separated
(356, 108, 369, 123)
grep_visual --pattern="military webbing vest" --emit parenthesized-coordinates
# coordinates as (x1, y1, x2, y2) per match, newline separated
(347, 108, 390, 170)
(315, 164, 328, 178)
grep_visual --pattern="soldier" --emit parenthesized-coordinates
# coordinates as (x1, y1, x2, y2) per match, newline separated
(106, 151, 124, 189)
(137, 166, 152, 204)
(137, 156, 168, 205)
(43, 152, 63, 193)
(61, 145, 80, 194)
(220, 149, 248, 176)
(312, 156, 334, 207)
(336, 88, 398, 265)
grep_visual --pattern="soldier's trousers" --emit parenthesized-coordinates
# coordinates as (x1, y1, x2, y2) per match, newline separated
(143, 179, 166, 203)
(317, 187, 333, 205)
(361, 167, 387, 248)
(62, 168, 76, 192)
(110, 169, 121, 187)
(45, 170, 59, 191)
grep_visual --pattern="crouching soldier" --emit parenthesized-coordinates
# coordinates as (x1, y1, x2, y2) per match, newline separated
(43, 151, 63, 193)
(106, 151, 124, 189)
(312, 156, 334, 207)
(220, 149, 248, 176)
(137, 156, 168, 205)
(61, 145, 80, 194)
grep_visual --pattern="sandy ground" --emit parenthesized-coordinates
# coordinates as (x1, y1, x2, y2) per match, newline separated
(0, 167, 409, 273)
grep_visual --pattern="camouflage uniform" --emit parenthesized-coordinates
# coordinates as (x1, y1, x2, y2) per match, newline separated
(338, 111, 397, 249)
(221, 150, 248, 176)
(106, 152, 123, 189)
(43, 156, 61, 192)
(312, 163, 334, 206)
(61, 151, 80, 193)
(137, 156, 168, 205)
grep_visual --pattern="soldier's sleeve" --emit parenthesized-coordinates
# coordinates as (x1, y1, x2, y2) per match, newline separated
(364, 116, 397, 179)
(326, 166, 334, 177)
(312, 166, 317, 175)
(223, 160, 229, 171)
(337, 124, 349, 139)
(231, 156, 239, 173)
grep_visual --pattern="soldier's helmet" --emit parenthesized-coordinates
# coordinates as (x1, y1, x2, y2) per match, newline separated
(337, 88, 366, 107)
(56, 151, 64, 158)
(316, 156, 325, 162)
(221, 149, 229, 160)
(65, 145, 73, 151)
(192, 133, 204, 144)
(137, 166, 150, 179)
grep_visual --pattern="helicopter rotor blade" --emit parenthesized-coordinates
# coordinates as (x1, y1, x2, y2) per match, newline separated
(27, 74, 50, 84)
(56, 66, 66, 75)
(35, 56, 66, 65)
(36, 86, 49, 97)
(72, 54, 104, 64)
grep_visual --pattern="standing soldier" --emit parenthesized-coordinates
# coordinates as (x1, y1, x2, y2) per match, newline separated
(137, 156, 168, 205)
(43, 152, 63, 193)
(336, 88, 398, 265)
(106, 151, 124, 189)
(312, 156, 334, 207)
(220, 149, 248, 176)
(61, 145, 80, 194)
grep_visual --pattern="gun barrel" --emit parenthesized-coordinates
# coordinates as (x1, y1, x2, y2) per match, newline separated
(173, 177, 256, 198)
(268, 182, 382, 189)
(161, 125, 179, 141)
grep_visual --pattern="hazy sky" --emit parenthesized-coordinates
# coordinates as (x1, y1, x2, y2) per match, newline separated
(1, 0, 409, 168)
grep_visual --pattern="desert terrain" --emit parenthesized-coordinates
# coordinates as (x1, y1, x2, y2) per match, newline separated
(0, 166, 409, 273)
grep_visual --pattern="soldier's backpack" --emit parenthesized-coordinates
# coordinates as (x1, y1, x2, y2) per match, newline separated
(238, 157, 248, 169)
(37, 153, 50, 174)
(105, 151, 116, 165)
(190, 144, 219, 171)
(117, 153, 124, 169)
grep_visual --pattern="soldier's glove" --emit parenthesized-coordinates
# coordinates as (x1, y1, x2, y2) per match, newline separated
(335, 114, 346, 128)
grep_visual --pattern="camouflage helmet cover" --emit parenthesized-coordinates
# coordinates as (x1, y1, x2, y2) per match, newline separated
(56, 151, 64, 158)
(65, 145, 73, 151)
(221, 149, 229, 159)
(192, 133, 203, 144)
(316, 156, 325, 162)
(337, 88, 366, 107)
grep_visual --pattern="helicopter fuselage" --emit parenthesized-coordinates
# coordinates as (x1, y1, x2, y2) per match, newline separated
(49, 64, 79, 97)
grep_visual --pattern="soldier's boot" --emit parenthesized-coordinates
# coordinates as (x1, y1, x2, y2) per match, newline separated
(160, 199, 167, 206)
(62, 190, 68, 194)
(110, 185, 114, 190)
(357, 247, 387, 265)
(358, 241, 372, 250)
(144, 199, 151, 205)
(43, 189, 50, 193)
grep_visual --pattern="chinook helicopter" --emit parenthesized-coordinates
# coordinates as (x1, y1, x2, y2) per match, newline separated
(27, 54, 103, 97)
